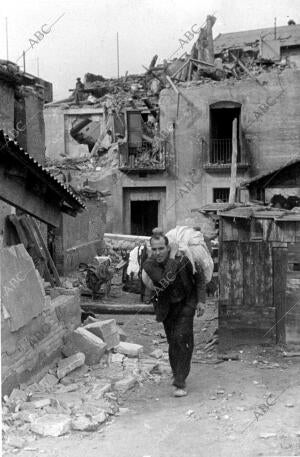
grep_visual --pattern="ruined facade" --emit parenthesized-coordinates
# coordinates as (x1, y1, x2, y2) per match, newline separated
(44, 22, 300, 237)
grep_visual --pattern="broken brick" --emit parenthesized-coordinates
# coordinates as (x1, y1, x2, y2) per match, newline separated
(62, 327, 107, 365)
(31, 414, 71, 436)
(85, 319, 120, 350)
(114, 376, 137, 393)
(116, 341, 143, 358)
(57, 352, 85, 379)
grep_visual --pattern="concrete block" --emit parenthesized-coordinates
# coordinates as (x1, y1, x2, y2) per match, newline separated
(56, 352, 85, 379)
(1, 244, 45, 332)
(31, 414, 71, 436)
(51, 295, 81, 330)
(85, 320, 120, 350)
(62, 327, 107, 365)
(116, 342, 143, 358)
(114, 376, 137, 393)
(117, 326, 127, 342)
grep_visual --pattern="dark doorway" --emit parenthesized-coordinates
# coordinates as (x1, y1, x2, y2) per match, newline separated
(131, 200, 158, 235)
(210, 104, 241, 163)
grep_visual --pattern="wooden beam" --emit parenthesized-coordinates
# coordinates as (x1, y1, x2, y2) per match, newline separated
(19, 215, 54, 286)
(0, 166, 61, 227)
(29, 216, 62, 287)
(189, 58, 215, 68)
(230, 53, 265, 88)
(229, 118, 238, 203)
(142, 65, 165, 86)
(81, 302, 154, 314)
(166, 75, 179, 94)
(171, 59, 190, 79)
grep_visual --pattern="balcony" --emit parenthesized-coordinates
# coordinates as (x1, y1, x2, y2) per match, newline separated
(118, 140, 166, 174)
(202, 138, 249, 172)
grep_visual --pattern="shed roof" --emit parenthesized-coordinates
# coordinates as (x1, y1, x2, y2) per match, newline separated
(214, 24, 300, 53)
(240, 158, 300, 188)
(218, 205, 300, 221)
(0, 130, 85, 213)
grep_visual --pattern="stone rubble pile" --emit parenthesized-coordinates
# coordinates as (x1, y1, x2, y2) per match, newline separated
(2, 316, 171, 453)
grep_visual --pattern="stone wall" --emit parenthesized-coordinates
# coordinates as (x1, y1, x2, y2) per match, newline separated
(1, 244, 81, 395)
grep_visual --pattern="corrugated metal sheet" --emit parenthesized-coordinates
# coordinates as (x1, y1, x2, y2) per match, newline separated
(0, 130, 85, 210)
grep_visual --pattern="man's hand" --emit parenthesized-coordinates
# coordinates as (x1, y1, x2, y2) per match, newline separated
(196, 302, 205, 318)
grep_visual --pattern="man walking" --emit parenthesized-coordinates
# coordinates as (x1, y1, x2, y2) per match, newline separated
(142, 231, 206, 397)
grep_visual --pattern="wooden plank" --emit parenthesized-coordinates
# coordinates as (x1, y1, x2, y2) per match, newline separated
(189, 57, 215, 68)
(7, 214, 29, 247)
(171, 59, 190, 79)
(29, 216, 62, 287)
(81, 302, 154, 314)
(19, 215, 54, 286)
(250, 218, 263, 240)
(285, 242, 300, 345)
(242, 242, 256, 311)
(273, 247, 288, 343)
(166, 76, 179, 95)
(261, 219, 273, 241)
(229, 119, 238, 203)
(188, 60, 193, 81)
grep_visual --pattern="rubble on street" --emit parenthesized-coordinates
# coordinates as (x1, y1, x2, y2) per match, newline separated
(1, 315, 166, 453)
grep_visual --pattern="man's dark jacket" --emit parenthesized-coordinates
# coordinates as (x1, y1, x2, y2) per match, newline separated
(143, 254, 200, 322)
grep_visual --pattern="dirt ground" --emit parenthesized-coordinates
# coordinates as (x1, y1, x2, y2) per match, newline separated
(4, 299, 300, 457)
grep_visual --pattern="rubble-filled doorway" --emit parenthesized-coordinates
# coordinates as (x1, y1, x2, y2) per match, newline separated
(123, 187, 166, 235)
(131, 200, 158, 236)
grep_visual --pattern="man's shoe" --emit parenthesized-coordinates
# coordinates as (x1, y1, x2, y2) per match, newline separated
(173, 388, 187, 397)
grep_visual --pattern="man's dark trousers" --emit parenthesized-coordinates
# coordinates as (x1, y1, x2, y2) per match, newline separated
(163, 308, 194, 389)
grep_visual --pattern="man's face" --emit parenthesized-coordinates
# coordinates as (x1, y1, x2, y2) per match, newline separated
(150, 237, 169, 264)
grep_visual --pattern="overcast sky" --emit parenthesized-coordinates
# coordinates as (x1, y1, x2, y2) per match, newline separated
(1, 0, 299, 100)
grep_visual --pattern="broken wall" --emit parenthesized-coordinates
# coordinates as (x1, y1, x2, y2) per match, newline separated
(0, 81, 14, 133)
(1, 244, 81, 395)
(44, 106, 105, 161)
(159, 69, 300, 218)
(23, 88, 46, 165)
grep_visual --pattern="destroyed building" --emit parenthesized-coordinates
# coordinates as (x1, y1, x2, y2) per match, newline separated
(0, 130, 85, 394)
(44, 19, 300, 237)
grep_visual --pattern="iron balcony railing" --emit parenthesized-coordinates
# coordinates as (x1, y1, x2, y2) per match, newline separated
(201, 137, 249, 171)
(210, 139, 234, 164)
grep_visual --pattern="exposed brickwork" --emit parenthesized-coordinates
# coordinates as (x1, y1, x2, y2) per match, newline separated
(1, 294, 81, 396)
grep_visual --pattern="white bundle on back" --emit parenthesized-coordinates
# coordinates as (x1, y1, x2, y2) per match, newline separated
(165, 226, 214, 283)
(126, 246, 141, 278)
